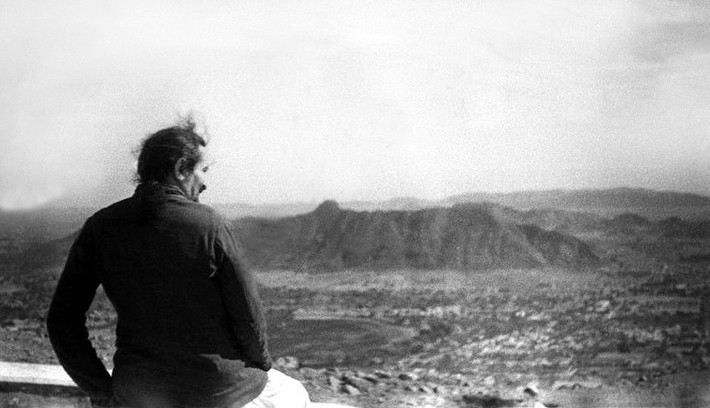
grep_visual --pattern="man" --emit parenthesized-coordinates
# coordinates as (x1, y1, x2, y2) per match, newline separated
(47, 120, 310, 408)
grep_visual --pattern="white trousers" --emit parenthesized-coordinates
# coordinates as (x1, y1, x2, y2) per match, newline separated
(241, 369, 311, 408)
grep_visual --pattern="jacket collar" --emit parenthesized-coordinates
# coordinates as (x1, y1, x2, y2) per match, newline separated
(134, 182, 190, 201)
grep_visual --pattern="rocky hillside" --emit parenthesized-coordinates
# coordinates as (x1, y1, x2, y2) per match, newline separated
(22, 199, 710, 273)
(235, 201, 599, 271)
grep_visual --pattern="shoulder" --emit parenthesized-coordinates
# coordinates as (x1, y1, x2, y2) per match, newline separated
(84, 196, 139, 231)
(86, 195, 233, 238)
(166, 200, 235, 241)
(187, 204, 244, 256)
(92, 196, 133, 218)
(73, 197, 131, 229)
(183, 201, 230, 229)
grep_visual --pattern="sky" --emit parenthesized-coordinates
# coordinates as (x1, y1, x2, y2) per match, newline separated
(1, 0, 709, 210)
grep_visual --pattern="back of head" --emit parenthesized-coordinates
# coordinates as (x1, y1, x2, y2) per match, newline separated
(134, 118, 208, 218)
(136, 118, 207, 186)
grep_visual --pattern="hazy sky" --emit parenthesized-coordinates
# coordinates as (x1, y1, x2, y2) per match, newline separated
(1, 0, 709, 210)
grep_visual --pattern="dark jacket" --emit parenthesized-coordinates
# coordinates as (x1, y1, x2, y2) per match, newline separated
(47, 185, 272, 408)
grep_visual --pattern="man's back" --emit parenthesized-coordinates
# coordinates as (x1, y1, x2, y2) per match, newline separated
(47, 185, 271, 408)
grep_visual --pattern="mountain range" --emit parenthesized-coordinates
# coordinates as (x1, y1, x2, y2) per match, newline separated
(6, 188, 710, 272)
(234, 201, 600, 271)
(214, 188, 710, 220)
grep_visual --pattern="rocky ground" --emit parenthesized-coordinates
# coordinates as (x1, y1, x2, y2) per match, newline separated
(261, 266, 710, 407)
(1, 263, 709, 407)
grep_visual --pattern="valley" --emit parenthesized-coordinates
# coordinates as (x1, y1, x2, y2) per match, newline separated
(1, 189, 709, 407)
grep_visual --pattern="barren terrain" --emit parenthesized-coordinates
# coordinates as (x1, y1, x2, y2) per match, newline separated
(1, 189, 709, 407)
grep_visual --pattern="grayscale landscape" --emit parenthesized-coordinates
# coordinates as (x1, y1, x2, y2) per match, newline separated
(2, 0, 710, 406)
(1, 188, 710, 407)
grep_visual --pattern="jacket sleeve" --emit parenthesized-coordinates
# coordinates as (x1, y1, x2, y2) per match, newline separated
(46, 218, 113, 404)
(213, 222, 272, 371)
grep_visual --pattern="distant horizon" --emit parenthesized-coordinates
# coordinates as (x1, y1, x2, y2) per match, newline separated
(3, 1, 709, 211)
(8, 185, 708, 212)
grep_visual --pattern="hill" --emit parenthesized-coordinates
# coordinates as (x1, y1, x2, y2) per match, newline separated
(443, 188, 710, 219)
(211, 188, 710, 220)
(18, 197, 710, 273)
(235, 201, 599, 271)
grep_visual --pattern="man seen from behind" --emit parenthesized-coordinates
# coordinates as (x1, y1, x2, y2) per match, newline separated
(47, 119, 311, 408)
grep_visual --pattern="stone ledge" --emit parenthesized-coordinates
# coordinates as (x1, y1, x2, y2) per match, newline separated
(0, 361, 357, 408)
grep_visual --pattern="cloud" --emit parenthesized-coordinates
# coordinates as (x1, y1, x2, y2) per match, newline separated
(1, 0, 709, 207)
